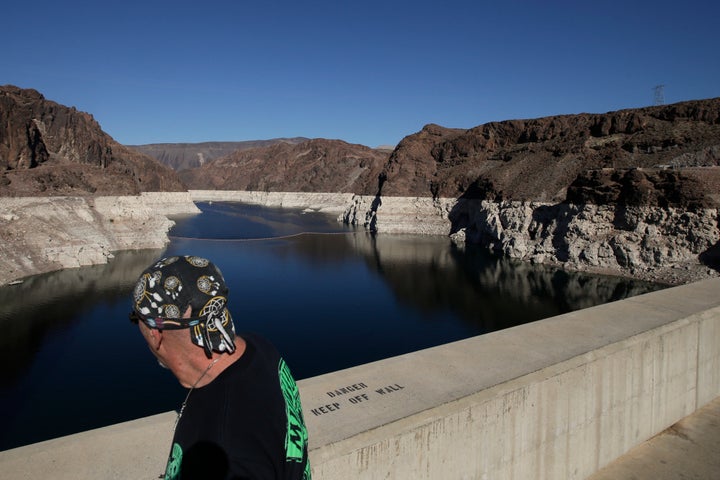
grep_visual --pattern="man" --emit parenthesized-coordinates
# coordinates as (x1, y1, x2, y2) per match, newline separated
(130, 255, 311, 480)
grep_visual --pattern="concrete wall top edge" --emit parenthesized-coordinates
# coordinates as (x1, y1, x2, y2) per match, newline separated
(0, 412, 177, 480)
(297, 278, 720, 449)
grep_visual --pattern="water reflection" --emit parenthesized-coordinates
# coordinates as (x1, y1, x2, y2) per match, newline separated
(275, 231, 660, 332)
(0, 249, 165, 382)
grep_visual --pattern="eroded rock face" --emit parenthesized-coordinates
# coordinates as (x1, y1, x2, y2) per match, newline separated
(0, 193, 200, 285)
(0, 85, 185, 196)
(340, 195, 720, 285)
(452, 200, 719, 283)
(179, 138, 390, 195)
(566, 166, 720, 208)
(380, 98, 720, 204)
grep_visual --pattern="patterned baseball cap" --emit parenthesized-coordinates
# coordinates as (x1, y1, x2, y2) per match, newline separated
(131, 255, 236, 358)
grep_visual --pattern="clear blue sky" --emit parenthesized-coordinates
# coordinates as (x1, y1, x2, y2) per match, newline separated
(2, 0, 718, 148)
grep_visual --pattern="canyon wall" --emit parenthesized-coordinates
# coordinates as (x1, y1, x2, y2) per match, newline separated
(0, 192, 200, 286)
(180, 139, 389, 195)
(190, 191, 720, 285)
(189, 190, 356, 214)
(3, 190, 718, 287)
(342, 195, 720, 285)
(1, 85, 185, 196)
(3, 87, 719, 287)
(193, 190, 720, 285)
(129, 138, 310, 171)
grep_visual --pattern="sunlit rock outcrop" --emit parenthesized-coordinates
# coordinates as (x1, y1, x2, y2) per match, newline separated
(0, 85, 185, 196)
(342, 195, 720, 285)
(0, 193, 199, 285)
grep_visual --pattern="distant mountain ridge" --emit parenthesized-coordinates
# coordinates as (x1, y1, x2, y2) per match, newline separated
(173, 97, 720, 208)
(128, 138, 310, 171)
(179, 138, 390, 195)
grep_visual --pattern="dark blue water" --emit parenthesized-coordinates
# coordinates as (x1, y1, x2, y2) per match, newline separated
(0, 202, 664, 450)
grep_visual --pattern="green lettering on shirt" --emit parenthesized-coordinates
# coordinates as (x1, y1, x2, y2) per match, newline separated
(278, 358, 309, 468)
(164, 442, 182, 480)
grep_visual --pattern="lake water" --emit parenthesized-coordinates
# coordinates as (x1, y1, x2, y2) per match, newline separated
(0, 201, 664, 451)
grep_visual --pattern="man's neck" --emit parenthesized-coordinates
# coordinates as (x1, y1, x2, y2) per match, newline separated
(186, 336, 247, 389)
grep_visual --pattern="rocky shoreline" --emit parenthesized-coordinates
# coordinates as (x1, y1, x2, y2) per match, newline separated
(342, 194, 720, 285)
(0, 192, 200, 286)
(2, 191, 718, 287)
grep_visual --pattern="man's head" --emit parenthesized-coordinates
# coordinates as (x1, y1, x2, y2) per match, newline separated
(130, 255, 236, 358)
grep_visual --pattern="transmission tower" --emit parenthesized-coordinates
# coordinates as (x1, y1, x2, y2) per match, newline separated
(653, 85, 665, 105)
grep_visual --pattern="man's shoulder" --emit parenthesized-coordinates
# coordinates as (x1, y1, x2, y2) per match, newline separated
(240, 332, 280, 356)
(225, 332, 283, 379)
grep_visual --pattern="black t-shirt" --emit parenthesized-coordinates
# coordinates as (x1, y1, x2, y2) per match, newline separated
(163, 333, 311, 480)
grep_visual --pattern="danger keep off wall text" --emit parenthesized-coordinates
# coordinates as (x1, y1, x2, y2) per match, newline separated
(309, 382, 406, 417)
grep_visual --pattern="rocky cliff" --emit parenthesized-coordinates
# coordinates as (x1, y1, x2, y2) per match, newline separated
(0, 193, 200, 285)
(179, 138, 390, 195)
(379, 99, 720, 203)
(0, 85, 185, 196)
(342, 98, 720, 285)
(340, 194, 719, 285)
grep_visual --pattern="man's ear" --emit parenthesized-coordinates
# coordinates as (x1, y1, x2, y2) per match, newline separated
(141, 324, 163, 351)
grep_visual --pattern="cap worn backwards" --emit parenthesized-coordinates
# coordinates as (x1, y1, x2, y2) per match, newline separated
(132, 255, 236, 358)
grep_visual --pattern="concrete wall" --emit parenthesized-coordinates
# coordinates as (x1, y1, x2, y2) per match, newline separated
(2, 278, 719, 479)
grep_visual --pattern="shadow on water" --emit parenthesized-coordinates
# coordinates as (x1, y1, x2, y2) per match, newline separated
(0, 202, 665, 451)
(285, 232, 661, 332)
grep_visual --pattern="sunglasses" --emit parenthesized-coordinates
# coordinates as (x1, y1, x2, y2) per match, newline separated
(128, 310, 156, 328)
(129, 310, 202, 330)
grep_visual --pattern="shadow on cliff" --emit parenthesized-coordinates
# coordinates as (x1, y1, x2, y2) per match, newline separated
(448, 185, 720, 279)
(447, 183, 574, 262)
(367, 172, 387, 233)
(699, 241, 720, 273)
(531, 204, 573, 262)
(446, 180, 498, 248)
